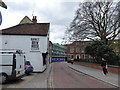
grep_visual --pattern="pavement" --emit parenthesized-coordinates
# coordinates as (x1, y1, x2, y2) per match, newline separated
(1, 63, 52, 89)
(24, 62, 119, 88)
(68, 63, 119, 88)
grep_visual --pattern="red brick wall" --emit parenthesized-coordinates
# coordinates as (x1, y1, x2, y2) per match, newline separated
(74, 62, 119, 74)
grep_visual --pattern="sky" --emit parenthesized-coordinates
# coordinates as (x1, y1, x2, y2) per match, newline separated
(0, 0, 81, 44)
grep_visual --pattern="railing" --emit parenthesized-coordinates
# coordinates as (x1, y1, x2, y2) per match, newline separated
(77, 59, 120, 68)
(108, 65, 120, 68)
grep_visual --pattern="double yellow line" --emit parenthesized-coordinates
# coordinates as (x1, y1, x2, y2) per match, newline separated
(49, 64, 54, 90)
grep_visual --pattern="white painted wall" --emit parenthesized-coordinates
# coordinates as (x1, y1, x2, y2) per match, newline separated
(0, 35, 48, 72)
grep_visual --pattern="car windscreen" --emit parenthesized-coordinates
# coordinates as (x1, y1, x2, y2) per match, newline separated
(25, 61, 31, 65)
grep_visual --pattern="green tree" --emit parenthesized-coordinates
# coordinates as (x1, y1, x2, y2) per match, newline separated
(111, 41, 120, 56)
(111, 40, 120, 64)
(85, 41, 119, 65)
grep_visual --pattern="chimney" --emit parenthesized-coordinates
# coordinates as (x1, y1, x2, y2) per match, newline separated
(32, 16, 37, 23)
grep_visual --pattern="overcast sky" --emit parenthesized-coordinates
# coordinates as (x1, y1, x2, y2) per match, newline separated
(0, 0, 80, 44)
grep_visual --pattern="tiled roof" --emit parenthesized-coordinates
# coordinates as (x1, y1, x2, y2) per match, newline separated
(0, 23, 50, 36)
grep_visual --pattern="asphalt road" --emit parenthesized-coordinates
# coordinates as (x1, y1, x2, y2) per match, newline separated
(51, 62, 117, 88)
(1, 62, 117, 89)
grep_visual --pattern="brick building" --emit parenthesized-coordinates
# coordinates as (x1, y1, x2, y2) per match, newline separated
(66, 41, 92, 61)
(66, 40, 120, 62)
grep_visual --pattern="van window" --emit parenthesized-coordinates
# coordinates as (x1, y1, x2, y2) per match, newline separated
(13, 54, 16, 69)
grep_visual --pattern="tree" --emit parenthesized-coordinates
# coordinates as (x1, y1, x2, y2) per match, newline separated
(111, 40, 120, 59)
(67, 1, 120, 44)
(85, 41, 119, 65)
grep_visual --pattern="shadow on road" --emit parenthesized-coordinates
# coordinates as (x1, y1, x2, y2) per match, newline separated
(6, 73, 34, 84)
(4, 78, 24, 85)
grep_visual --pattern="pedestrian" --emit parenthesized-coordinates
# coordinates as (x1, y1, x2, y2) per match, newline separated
(71, 58, 74, 64)
(101, 58, 108, 75)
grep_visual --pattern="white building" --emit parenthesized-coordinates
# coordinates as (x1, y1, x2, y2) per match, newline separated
(0, 16, 50, 72)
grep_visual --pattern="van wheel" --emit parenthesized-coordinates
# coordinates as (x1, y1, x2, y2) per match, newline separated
(0, 74, 7, 84)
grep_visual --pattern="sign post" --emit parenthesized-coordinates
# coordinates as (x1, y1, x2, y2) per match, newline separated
(0, 0, 7, 25)
(0, 0, 7, 9)
(0, 12, 2, 25)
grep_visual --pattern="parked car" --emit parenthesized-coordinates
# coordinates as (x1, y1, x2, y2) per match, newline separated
(25, 61, 33, 75)
(67, 60, 73, 64)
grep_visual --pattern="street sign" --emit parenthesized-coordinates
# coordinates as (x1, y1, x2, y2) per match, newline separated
(51, 58, 66, 63)
(0, 0, 7, 9)
(0, 11, 2, 25)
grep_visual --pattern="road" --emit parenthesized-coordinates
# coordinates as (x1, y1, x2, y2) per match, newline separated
(51, 62, 117, 88)
(1, 62, 117, 89)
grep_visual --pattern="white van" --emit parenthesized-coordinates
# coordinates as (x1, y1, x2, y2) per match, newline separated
(0, 49, 25, 83)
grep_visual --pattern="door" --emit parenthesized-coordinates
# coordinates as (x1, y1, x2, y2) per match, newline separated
(76, 54, 80, 61)
(16, 54, 25, 77)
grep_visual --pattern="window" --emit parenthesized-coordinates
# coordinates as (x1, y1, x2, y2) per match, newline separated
(25, 61, 31, 65)
(31, 38, 39, 50)
(71, 55, 73, 59)
(76, 54, 80, 60)
(76, 42, 79, 46)
(76, 47, 79, 53)
(70, 47, 74, 53)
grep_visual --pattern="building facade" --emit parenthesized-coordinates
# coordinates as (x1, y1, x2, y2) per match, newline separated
(66, 41, 92, 62)
(51, 43, 67, 62)
(66, 40, 120, 62)
(0, 16, 50, 72)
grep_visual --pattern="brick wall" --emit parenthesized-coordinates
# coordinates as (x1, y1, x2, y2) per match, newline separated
(74, 62, 119, 74)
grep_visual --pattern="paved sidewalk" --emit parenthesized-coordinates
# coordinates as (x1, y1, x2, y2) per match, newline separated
(1, 64, 52, 89)
(68, 63, 119, 87)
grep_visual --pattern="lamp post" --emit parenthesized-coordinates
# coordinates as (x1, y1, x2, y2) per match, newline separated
(0, 12, 2, 25)
(0, 0, 7, 9)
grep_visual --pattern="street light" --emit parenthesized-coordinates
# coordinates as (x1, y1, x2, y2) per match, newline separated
(0, 0, 7, 25)
(0, 0, 7, 9)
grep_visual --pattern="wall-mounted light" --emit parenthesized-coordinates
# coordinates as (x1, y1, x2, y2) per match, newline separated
(5, 41, 7, 44)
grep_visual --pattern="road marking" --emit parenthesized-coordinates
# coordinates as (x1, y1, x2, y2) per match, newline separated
(49, 64, 54, 90)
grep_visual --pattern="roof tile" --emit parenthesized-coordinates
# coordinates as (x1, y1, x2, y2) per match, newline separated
(0, 23, 50, 36)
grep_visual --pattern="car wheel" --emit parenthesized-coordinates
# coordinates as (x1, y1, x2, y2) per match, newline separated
(0, 74, 7, 84)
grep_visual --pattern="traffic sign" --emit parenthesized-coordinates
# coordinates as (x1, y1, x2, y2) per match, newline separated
(0, 11, 2, 25)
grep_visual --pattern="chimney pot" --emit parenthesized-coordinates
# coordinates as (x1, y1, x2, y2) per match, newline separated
(32, 16, 37, 23)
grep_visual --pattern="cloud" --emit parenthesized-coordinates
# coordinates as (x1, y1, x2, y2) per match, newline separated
(35, 1, 79, 25)
(1, 0, 79, 44)
(49, 24, 66, 43)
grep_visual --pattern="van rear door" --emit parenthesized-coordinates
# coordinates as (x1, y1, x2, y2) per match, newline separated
(15, 54, 25, 77)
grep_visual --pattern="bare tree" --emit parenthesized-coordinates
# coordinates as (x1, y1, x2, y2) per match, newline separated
(67, 1, 120, 44)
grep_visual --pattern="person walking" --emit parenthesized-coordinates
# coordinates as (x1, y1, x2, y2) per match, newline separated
(101, 58, 108, 75)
